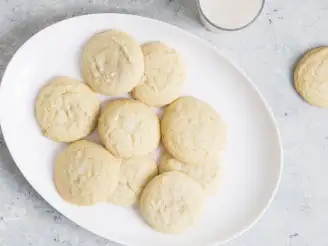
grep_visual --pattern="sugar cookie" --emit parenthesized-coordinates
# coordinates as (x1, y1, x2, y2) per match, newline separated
(140, 171, 205, 234)
(294, 46, 328, 107)
(109, 155, 158, 206)
(82, 30, 144, 96)
(159, 152, 220, 194)
(54, 140, 121, 206)
(98, 99, 160, 158)
(35, 77, 100, 142)
(161, 96, 226, 165)
(132, 42, 186, 107)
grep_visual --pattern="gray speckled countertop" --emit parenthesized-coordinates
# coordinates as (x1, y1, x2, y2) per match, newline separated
(1, 0, 328, 245)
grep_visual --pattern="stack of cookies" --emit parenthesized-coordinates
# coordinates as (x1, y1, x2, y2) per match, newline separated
(34, 29, 227, 234)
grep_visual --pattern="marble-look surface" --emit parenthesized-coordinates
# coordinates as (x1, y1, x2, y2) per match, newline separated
(1, 0, 328, 245)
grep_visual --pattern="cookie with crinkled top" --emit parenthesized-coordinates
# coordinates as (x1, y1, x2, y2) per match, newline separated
(132, 42, 186, 107)
(294, 46, 328, 107)
(140, 171, 205, 234)
(161, 96, 226, 165)
(35, 76, 100, 142)
(54, 140, 121, 206)
(98, 99, 160, 158)
(159, 152, 221, 195)
(108, 155, 158, 206)
(82, 30, 144, 96)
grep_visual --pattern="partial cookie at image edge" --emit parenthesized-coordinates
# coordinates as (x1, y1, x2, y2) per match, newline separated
(294, 46, 328, 107)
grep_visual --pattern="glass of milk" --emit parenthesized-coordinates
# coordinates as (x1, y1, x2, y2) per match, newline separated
(198, 0, 264, 32)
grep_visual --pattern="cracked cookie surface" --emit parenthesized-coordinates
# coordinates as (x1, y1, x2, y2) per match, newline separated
(98, 99, 160, 158)
(159, 152, 221, 195)
(82, 30, 144, 96)
(161, 96, 226, 165)
(132, 42, 186, 107)
(35, 76, 100, 142)
(140, 171, 205, 234)
(294, 46, 328, 107)
(108, 155, 158, 206)
(54, 140, 121, 206)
